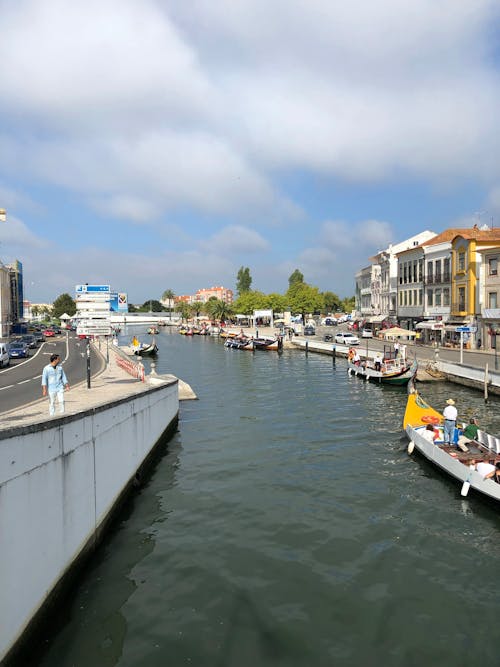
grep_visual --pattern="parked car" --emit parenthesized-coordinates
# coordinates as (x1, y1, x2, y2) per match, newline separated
(43, 329, 55, 337)
(335, 332, 360, 346)
(321, 317, 337, 326)
(9, 341, 30, 358)
(34, 331, 45, 343)
(361, 328, 374, 338)
(304, 325, 316, 336)
(0, 342, 9, 367)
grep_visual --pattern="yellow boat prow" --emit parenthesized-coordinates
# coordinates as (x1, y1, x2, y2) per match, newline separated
(403, 391, 443, 429)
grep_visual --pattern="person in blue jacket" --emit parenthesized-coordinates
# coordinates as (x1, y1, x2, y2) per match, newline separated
(41, 353, 69, 416)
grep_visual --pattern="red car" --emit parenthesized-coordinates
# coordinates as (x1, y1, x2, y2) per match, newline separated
(43, 329, 55, 337)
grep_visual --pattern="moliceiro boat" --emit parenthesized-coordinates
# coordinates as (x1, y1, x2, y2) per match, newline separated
(404, 382, 500, 503)
(348, 358, 417, 386)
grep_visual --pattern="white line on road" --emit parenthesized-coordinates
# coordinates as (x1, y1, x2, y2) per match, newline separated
(18, 379, 32, 384)
(0, 384, 14, 390)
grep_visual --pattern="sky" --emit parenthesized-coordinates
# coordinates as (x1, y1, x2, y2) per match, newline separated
(1, 0, 500, 304)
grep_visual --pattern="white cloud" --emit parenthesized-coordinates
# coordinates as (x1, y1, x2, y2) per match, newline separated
(200, 225, 270, 254)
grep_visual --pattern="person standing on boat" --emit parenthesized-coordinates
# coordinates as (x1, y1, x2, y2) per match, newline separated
(442, 398, 458, 446)
(394, 341, 400, 357)
(374, 352, 382, 372)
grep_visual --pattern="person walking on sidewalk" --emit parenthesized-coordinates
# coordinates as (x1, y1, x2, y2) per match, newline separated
(41, 353, 69, 416)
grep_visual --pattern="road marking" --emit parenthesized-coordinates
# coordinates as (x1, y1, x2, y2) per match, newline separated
(18, 379, 32, 384)
(0, 384, 14, 390)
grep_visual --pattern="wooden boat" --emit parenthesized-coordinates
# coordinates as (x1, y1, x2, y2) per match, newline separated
(348, 358, 417, 386)
(133, 340, 158, 356)
(224, 337, 253, 350)
(147, 326, 159, 335)
(404, 382, 500, 502)
(252, 337, 283, 351)
(178, 326, 194, 336)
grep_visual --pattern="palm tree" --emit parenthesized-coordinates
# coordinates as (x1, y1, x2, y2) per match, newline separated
(162, 289, 175, 322)
(206, 298, 233, 325)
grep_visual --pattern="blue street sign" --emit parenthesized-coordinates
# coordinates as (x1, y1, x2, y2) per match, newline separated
(455, 326, 477, 333)
(75, 284, 110, 293)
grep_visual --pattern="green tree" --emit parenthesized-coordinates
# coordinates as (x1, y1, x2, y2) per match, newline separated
(52, 293, 76, 319)
(175, 301, 191, 322)
(31, 305, 40, 319)
(141, 299, 163, 312)
(265, 293, 287, 314)
(205, 298, 233, 323)
(322, 291, 341, 314)
(161, 289, 175, 321)
(236, 266, 252, 295)
(340, 296, 355, 313)
(288, 269, 304, 288)
(286, 282, 323, 322)
(232, 290, 268, 314)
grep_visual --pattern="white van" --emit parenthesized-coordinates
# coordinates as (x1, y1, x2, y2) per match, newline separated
(0, 342, 9, 368)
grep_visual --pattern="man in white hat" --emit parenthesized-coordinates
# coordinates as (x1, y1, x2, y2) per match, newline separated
(442, 398, 458, 446)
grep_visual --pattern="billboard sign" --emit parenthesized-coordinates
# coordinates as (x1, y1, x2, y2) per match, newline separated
(75, 284, 110, 293)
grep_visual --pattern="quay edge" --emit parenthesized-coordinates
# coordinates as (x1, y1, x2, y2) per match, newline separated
(0, 374, 179, 665)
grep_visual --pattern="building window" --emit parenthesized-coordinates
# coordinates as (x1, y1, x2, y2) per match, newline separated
(418, 259, 423, 282)
(435, 259, 441, 282)
(444, 257, 451, 281)
(443, 288, 450, 306)
(458, 251, 466, 272)
(419, 289, 423, 305)
(435, 288, 442, 306)
(489, 257, 498, 276)
(427, 261, 433, 280)
(488, 292, 498, 309)
(413, 260, 417, 283)
(458, 286, 466, 311)
(404, 290, 408, 306)
(427, 289, 433, 307)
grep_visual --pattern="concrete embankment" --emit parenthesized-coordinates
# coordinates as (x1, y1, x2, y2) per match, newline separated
(0, 347, 189, 664)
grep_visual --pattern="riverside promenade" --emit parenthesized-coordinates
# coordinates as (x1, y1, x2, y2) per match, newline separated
(0, 345, 196, 433)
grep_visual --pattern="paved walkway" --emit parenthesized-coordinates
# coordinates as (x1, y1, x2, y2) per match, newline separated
(0, 347, 187, 434)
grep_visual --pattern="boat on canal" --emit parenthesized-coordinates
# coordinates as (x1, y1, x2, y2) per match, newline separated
(131, 335, 158, 356)
(147, 326, 159, 335)
(348, 358, 417, 386)
(404, 382, 500, 502)
(252, 336, 283, 351)
(224, 337, 253, 350)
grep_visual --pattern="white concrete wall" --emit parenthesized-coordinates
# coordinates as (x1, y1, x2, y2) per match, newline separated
(0, 379, 178, 662)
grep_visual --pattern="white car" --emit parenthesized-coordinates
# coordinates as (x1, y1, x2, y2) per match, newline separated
(335, 332, 360, 346)
(361, 328, 373, 338)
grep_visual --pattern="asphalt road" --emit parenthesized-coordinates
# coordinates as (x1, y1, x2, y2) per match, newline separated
(0, 332, 104, 413)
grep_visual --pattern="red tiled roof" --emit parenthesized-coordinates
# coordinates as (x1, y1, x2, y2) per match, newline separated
(422, 227, 500, 246)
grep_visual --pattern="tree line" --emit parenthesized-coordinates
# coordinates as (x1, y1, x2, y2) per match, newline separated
(43, 268, 354, 323)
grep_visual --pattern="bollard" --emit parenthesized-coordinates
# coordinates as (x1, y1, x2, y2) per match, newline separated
(305, 341, 309, 355)
(332, 344, 336, 363)
(150, 361, 158, 376)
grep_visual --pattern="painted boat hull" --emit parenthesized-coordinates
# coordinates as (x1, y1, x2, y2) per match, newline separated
(348, 359, 417, 386)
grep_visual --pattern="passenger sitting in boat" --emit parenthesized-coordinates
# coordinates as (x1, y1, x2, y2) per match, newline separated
(471, 459, 500, 482)
(458, 418, 479, 449)
(352, 351, 361, 366)
(236, 329, 246, 340)
(348, 347, 355, 362)
(421, 424, 439, 443)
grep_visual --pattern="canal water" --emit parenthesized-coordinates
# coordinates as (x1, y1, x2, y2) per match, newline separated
(37, 330, 500, 667)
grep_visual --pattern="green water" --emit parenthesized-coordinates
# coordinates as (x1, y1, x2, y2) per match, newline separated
(35, 332, 500, 667)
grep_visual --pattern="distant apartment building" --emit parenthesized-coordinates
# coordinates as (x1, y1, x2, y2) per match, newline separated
(194, 286, 233, 304)
(174, 286, 234, 307)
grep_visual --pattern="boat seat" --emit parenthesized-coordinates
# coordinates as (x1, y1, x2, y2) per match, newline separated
(476, 430, 489, 447)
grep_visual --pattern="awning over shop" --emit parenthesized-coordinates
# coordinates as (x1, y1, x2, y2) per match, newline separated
(368, 314, 387, 323)
(415, 321, 444, 330)
(482, 309, 500, 319)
